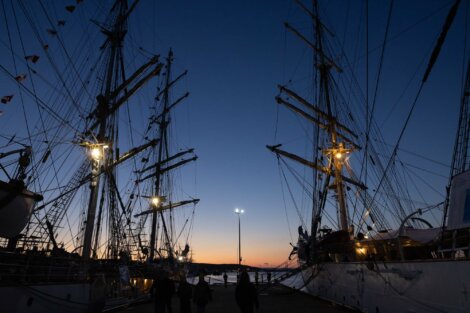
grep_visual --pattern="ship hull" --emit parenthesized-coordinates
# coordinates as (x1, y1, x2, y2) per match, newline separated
(0, 283, 91, 313)
(0, 281, 148, 313)
(0, 252, 152, 313)
(283, 259, 470, 313)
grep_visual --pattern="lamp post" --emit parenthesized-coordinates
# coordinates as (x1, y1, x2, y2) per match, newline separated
(234, 208, 244, 267)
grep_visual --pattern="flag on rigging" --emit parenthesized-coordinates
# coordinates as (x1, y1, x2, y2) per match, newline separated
(15, 74, 27, 82)
(65, 5, 76, 13)
(25, 55, 39, 63)
(1, 95, 14, 104)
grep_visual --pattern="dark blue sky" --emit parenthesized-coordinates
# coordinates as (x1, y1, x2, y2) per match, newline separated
(0, 0, 467, 266)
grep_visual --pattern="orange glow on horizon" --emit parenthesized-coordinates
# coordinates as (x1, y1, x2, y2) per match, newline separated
(190, 243, 294, 268)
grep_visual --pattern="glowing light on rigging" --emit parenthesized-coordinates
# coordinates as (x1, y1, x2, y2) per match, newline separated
(90, 147, 102, 160)
(151, 197, 160, 207)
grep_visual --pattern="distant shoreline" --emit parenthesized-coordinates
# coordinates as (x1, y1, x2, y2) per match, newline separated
(188, 262, 290, 275)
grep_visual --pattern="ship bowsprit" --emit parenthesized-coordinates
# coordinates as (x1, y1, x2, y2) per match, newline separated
(0, 180, 43, 238)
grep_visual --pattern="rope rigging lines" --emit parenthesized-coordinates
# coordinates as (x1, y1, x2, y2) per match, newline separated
(0, 1, 199, 261)
(270, 0, 465, 248)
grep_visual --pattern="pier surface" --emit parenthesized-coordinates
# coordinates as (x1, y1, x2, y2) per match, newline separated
(115, 284, 354, 313)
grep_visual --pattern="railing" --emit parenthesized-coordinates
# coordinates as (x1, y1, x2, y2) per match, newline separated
(0, 261, 87, 283)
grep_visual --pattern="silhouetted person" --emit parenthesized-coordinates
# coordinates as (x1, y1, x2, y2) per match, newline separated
(177, 273, 192, 313)
(235, 271, 259, 313)
(150, 270, 174, 313)
(166, 275, 175, 313)
(223, 272, 228, 288)
(267, 272, 272, 284)
(254, 271, 259, 286)
(193, 273, 212, 313)
(89, 274, 106, 313)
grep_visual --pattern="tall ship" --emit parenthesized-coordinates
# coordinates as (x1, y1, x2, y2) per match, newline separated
(0, 1, 198, 312)
(268, 0, 470, 312)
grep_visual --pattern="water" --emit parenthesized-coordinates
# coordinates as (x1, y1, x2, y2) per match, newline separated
(187, 271, 286, 285)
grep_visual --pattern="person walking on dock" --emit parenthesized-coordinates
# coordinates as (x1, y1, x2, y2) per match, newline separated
(166, 274, 175, 313)
(235, 271, 259, 313)
(193, 273, 212, 313)
(89, 274, 106, 313)
(150, 270, 175, 313)
(177, 272, 192, 313)
(223, 272, 228, 288)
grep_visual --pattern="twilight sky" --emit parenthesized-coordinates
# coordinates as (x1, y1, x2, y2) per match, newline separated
(0, 0, 467, 267)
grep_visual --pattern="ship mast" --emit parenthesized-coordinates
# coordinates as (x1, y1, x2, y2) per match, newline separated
(132, 49, 198, 262)
(268, 0, 360, 235)
(81, 0, 162, 259)
(312, 0, 350, 232)
(149, 50, 174, 261)
(82, 0, 129, 260)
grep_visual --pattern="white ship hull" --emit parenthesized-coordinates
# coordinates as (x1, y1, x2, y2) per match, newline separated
(0, 281, 145, 313)
(283, 259, 470, 313)
(0, 283, 91, 313)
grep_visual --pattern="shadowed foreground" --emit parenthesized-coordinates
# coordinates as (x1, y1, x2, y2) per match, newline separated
(114, 284, 354, 313)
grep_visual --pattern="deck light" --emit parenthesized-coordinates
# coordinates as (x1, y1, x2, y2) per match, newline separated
(151, 197, 160, 207)
(90, 147, 102, 160)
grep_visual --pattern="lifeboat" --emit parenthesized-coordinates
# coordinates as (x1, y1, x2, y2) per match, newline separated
(0, 180, 43, 238)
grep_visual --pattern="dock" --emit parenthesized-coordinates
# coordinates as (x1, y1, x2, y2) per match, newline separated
(115, 284, 354, 313)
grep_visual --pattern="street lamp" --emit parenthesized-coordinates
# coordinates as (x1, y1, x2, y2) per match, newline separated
(234, 208, 244, 268)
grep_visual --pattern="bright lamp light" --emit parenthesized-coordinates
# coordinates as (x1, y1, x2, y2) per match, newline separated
(90, 147, 101, 160)
(151, 197, 160, 206)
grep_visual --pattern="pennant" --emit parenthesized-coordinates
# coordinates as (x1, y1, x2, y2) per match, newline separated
(43, 44, 49, 51)
(58, 20, 66, 26)
(1, 95, 14, 104)
(15, 74, 27, 82)
(25, 55, 40, 63)
(47, 29, 58, 36)
(65, 5, 76, 13)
